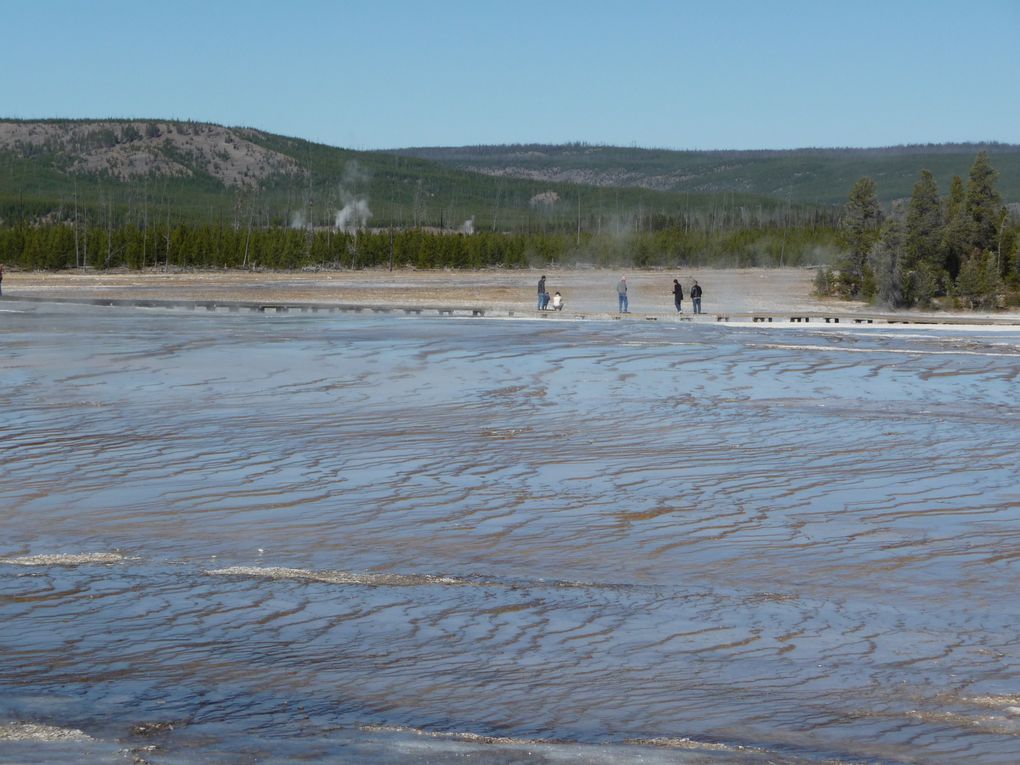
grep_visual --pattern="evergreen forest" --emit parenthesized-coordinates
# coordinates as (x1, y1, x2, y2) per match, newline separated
(818, 151, 1020, 309)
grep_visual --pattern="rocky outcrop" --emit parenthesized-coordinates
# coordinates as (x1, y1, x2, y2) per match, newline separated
(0, 120, 301, 187)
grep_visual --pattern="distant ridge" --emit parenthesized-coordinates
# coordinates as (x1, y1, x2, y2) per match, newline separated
(388, 142, 1020, 203)
(393, 140, 1020, 158)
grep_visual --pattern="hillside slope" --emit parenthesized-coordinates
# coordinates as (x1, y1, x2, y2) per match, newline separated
(0, 120, 299, 187)
(390, 143, 1020, 204)
(0, 120, 798, 230)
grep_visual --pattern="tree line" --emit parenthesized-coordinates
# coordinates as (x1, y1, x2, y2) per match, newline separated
(0, 221, 836, 272)
(818, 151, 1019, 308)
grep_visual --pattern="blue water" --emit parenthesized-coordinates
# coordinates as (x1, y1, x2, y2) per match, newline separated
(2, 303, 1020, 764)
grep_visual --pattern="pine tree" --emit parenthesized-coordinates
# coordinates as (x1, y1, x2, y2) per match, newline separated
(950, 152, 1006, 307)
(940, 175, 969, 278)
(964, 151, 1003, 256)
(871, 206, 905, 307)
(956, 251, 1000, 309)
(836, 177, 882, 297)
(904, 170, 942, 271)
(900, 170, 946, 305)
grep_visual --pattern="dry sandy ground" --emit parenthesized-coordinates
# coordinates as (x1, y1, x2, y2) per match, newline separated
(4, 267, 867, 317)
(7, 267, 1020, 322)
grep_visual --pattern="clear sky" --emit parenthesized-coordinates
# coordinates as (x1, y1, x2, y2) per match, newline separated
(3, 0, 1018, 151)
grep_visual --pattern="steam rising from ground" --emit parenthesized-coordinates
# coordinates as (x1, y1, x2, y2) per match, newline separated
(529, 190, 560, 208)
(335, 160, 373, 232)
(335, 199, 372, 231)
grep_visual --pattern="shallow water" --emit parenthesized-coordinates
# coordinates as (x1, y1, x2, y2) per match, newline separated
(2, 304, 1020, 764)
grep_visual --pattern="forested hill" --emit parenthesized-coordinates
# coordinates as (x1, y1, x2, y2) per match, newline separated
(3, 119, 1015, 236)
(388, 143, 1020, 204)
(0, 119, 797, 230)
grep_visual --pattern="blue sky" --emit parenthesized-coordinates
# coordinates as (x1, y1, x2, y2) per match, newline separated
(3, 0, 1018, 151)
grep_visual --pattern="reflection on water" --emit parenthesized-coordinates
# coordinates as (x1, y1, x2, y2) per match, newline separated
(2, 304, 1020, 764)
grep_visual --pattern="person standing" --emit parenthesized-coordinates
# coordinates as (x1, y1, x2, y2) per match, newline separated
(0, 264, 4, 297)
(617, 276, 629, 313)
(690, 280, 703, 314)
(537, 275, 546, 310)
(672, 278, 683, 313)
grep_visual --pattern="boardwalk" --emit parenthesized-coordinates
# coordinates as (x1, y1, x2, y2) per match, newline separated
(6, 294, 1020, 326)
(2, 295, 487, 317)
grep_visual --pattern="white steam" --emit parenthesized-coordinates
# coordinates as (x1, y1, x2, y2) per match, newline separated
(334, 160, 373, 232)
(459, 217, 475, 234)
(335, 199, 372, 231)
(529, 191, 560, 209)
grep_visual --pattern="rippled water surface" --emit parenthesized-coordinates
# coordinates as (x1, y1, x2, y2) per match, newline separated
(3, 304, 1020, 764)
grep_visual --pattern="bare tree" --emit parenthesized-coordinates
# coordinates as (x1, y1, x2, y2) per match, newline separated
(73, 180, 81, 268)
(142, 177, 148, 269)
(163, 185, 172, 273)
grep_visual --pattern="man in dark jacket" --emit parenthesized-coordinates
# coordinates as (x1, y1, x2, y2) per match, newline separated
(537, 275, 546, 310)
(672, 279, 683, 312)
(690, 280, 703, 314)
